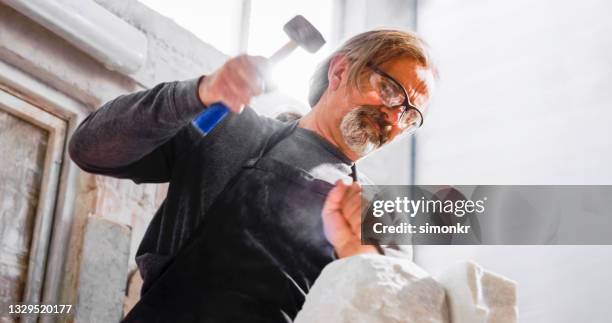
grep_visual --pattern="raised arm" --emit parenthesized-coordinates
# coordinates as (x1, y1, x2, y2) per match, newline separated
(69, 55, 267, 183)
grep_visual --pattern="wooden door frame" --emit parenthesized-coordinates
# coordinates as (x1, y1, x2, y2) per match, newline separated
(0, 87, 65, 306)
(0, 59, 88, 308)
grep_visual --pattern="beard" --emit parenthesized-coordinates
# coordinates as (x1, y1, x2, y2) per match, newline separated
(340, 106, 392, 157)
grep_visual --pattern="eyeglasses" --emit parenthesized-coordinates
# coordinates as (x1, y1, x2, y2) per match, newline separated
(366, 62, 424, 132)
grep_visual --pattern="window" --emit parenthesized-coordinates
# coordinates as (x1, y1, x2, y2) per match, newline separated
(248, 0, 334, 106)
(140, 0, 336, 107)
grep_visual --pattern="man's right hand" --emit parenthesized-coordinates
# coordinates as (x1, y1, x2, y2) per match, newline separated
(198, 55, 269, 113)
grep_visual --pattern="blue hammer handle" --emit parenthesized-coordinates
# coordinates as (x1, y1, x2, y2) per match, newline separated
(193, 102, 230, 135)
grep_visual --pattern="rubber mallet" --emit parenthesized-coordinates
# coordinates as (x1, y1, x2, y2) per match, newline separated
(193, 15, 326, 134)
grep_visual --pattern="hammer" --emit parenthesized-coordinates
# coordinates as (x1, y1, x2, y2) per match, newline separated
(193, 15, 326, 135)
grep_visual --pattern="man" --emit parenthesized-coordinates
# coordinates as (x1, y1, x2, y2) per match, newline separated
(69, 29, 436, 322)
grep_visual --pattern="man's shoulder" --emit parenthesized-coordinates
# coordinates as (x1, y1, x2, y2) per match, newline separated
(225, 107, 285, 138)
(184, 107, 290, 176)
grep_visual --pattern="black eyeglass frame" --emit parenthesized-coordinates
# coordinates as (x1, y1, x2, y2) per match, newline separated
(366, 62, 424, 128)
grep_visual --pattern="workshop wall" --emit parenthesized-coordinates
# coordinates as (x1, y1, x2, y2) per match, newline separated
(414, 1, 612, 322)
(0, 0, 227, 321)
(415, 0, 612, 185)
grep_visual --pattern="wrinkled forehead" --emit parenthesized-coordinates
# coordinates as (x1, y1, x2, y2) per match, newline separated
(412, 66, 436, 114)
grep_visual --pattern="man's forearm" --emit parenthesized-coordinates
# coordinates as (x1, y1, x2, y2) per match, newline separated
(69, 77, 206, 172)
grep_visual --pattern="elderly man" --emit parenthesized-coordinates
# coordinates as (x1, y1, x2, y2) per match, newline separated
(69, 29, 436, 322)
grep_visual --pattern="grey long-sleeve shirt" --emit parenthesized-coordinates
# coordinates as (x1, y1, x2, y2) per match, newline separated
(69, 78, 367, 317)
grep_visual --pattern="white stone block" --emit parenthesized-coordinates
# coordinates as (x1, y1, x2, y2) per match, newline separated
(436, 261, 517, 323)
(295, 255, 518, 323)
(294, 254, 449, 323)
(75, 215, 132, 323)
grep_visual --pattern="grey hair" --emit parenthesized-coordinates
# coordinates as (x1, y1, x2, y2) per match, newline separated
(308, 29, 436, 107)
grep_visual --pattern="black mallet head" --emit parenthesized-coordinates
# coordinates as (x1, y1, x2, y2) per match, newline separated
(283, 15, 326, 53)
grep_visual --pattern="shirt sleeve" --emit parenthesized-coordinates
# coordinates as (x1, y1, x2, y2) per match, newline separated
(68, 77, 207, 183)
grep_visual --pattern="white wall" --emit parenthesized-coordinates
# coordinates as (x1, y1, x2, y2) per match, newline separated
(416, 0, 612, 185)
(415, 245, 612, 323)
(414, 1, 612, 322)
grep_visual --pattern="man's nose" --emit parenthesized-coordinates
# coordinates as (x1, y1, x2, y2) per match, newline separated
(380, 106, 401, 125)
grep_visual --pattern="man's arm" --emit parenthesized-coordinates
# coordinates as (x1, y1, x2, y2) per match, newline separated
(69, 55, 268, 183)
(69, 78, 205, 183)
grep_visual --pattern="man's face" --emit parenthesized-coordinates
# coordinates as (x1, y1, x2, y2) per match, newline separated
(327, 57, 435, 160)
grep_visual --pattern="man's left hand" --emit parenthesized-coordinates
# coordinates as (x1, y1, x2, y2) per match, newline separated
(322, 180, 378, 258)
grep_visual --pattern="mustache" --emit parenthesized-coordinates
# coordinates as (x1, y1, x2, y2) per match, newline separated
(355, 105, 393, 146)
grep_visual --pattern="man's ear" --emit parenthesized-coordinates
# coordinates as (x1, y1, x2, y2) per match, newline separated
(328, 55, 350, 91)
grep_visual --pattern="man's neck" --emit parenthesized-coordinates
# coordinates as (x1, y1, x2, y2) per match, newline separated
(298, 105, 359, 162)
(298, 110, 331, 142)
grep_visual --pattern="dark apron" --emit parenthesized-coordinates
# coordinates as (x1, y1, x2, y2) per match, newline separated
(123, 122, 337, 323)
